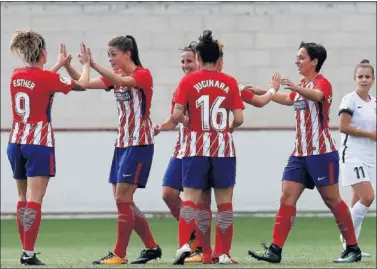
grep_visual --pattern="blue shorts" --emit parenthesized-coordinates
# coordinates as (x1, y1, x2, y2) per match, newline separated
(182, 157, 236, 189)
(109, 145, 154, 188)
(162, 157, 183, 191)
(282, 151, 339, 189)
(7, 143, 56, 180)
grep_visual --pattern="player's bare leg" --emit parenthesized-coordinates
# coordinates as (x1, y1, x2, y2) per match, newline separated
(317, 184, 362, 263)
(173, 187, 202, 265)
(340, 182, 373, 258)
(248, 181, 305, 264)
(20, 176, 49, 266)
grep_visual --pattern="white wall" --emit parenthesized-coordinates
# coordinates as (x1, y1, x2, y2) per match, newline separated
(1, 2, 376, 130)
(2, 131, 374, 214)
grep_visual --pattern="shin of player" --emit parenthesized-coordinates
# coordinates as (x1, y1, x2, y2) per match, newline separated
(339, 59, 376, 257)
(8, 30, 90, 265)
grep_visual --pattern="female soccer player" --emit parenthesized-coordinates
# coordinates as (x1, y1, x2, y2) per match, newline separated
(7, 30, 91, 265)
(60, 36, 161, 265)
(170, 30, 244, 265)
(338, 59, 376, 257)
(247, 42, 362, 264)
(154, 41, 212, 264)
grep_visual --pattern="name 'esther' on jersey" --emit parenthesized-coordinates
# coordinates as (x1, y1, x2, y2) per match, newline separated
(101, 67, 154, 148)
(289, 75, 337, 157)
(9, 67, 75, 147)
(174, 70, 244, 158)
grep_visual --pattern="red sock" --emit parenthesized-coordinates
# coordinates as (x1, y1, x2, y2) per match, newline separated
(196, 203, 212, 254)
(330, 200, 357, 246)
(132, 203, 157, 249)
(165, 196, 182, 221)
(272, 205, 296, 248)
(215, 203, 233, 256)
(23, 202, 42, 252)
(113, 202, 134, 257)
(178, 201, 196, 247)
(16, 201, 26, 248)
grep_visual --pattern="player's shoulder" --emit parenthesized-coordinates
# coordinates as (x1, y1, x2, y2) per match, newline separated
(219, 71, 237, 83)
(134, 66, 151, 76)
(315, 74, 332, 87)
(370, 95, 376, 102)
(342, 91, 357, 101)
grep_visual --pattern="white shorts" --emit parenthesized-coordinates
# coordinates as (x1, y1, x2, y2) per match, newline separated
(340, 163, 376, 187)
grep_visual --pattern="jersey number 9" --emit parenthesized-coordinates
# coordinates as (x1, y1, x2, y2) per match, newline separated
(196, 95, 227, 132)
(15, 92, 30, 122)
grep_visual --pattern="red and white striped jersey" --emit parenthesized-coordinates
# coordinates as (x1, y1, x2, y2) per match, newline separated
(101, 67, 154, 148)
(8, 67, 75, 147)
(289, 75, 337, 156)
(174, 70, 244, 157)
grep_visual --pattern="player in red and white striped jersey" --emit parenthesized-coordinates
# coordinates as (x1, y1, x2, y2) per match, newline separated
(7, 30, 91, 266)
(248, 42, 361, 264)
(171, 30, 244, 265)
(60, 36, 160, 265)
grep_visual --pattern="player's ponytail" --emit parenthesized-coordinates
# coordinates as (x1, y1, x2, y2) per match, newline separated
(10, 30, 46, 64)
(196, 30, 220, 64)
(126, 35, 142, 67)
(354, 58, 375, 78)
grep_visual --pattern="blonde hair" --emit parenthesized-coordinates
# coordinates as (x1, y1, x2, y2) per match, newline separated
(10, 30, 46, 64)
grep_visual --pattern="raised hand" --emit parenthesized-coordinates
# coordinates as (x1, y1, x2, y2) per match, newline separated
(281, 77, 298, 91)
(57, 43, 72, 67)
(269, 72, 281, 91)
(77, 42, 90, 65)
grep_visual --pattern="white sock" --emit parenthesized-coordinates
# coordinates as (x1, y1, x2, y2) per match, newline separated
(24, 250, 34, 257)
(351, 201, 369, 240)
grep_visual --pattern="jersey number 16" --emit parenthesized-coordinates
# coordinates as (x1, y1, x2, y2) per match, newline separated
(196, 95, 227, 132)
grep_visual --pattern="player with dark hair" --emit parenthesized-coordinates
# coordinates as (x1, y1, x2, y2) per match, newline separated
(59, 36, 161, 265)
(248, 41, 362, 264)
(171, 30, 244, 265)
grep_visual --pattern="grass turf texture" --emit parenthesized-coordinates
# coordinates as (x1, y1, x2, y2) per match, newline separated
(1, 216, 375, 268)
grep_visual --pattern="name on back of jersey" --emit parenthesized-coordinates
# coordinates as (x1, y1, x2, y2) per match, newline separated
(194, 79, 230, 93)
(115, 91, 133, 101)
(294, 100, 307, 111)
(13, 79, 35, 90)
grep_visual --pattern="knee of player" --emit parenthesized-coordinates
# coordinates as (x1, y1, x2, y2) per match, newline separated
(279, 192, 299, 206)
(162, 189, 178, 202)
(360, 192, 375, 207)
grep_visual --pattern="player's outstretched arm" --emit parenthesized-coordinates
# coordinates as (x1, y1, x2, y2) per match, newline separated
(50, 43, 72, 73)
(246, 85, 293, 106)
(339, 111, 376, 141)
(245, 72, 281, 108)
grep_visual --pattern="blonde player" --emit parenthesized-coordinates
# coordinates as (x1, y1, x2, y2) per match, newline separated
(338, 59, 376, 257)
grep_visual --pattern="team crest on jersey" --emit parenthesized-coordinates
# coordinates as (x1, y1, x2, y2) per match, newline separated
(114, 90, 133, 101)
(294, 100, 307, 111)
(59, 75, 72, 85)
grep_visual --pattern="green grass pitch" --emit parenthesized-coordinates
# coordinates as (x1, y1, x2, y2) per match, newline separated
(1, 216, 375, 268)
